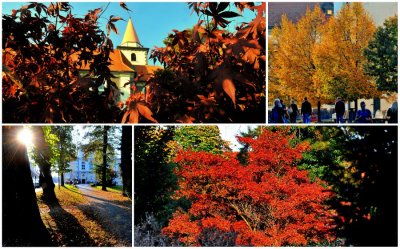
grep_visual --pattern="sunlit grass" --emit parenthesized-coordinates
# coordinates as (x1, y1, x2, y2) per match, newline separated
(37, 184, 86, 206)
(93, 185, 123, 193)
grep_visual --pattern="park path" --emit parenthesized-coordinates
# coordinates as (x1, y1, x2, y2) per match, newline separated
(77, 184, 132, 246)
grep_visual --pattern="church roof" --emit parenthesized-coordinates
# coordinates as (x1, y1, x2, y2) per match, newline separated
(75, 50, 135, 73)
(121, 18, 141, 46)
(134, 65, 162, 81)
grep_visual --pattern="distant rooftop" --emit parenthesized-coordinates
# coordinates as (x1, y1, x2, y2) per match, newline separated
(268, 2, 334, 30)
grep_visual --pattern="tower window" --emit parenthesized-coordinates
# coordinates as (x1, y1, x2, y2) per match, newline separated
(131, 53, 137, 61)
(81, 161, 85, 170)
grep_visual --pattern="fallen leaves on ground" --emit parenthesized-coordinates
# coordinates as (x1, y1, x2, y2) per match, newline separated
(37, 185, 125, 246)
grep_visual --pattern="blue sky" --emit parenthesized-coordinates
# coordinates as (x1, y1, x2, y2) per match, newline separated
(333, 2, 342, 14)
(3, 2, 258, 66)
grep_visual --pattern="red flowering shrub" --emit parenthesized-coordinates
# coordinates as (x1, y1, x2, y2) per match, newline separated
(163, 128, 335, 246)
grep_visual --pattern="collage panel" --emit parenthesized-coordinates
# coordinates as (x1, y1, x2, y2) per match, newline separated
(268, 2, 398, 124)
(2, 125, 132, 246)
(2, 2, 266, 124)
(134, 125, 397, 246)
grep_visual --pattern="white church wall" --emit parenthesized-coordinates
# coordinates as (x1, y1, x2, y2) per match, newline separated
(120, 49, 148, 66)
(115, 73, 133, 103)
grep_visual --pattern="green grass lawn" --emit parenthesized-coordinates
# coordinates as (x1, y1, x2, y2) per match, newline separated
(92, 185, 123, 193)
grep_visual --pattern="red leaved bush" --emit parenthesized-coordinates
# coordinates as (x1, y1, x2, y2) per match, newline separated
(163, 128, 336, 246)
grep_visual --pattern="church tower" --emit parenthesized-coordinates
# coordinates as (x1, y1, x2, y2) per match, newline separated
(117, 18, 149, 66)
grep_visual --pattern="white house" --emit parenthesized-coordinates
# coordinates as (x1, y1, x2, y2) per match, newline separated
(65, 150, 122, 185)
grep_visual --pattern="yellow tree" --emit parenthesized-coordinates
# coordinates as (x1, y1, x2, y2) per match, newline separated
(313, 3, 378, 102)
(269, 6, 327, 105)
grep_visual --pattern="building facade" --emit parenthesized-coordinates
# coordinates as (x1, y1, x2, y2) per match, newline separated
(268, 2, 334, 33)
(77, 18, 161, 103)
(65, 150, 122, 185)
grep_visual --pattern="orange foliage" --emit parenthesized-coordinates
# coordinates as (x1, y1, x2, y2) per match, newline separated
(127, 2, 266, 123)
(163, 129, 336, 246)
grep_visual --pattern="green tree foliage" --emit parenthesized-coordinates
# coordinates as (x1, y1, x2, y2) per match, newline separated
(81, 126, 120, 191)
(134, 126, 177, 226)
(330, 127, 397, 246)
(30, 126, 56, 200)
(289, 126, 397, 246)
(172, 126, 230, 155)
(364, 15, 398, 93)
(43, 126, 76, 186)
(92, 163, 117, 186)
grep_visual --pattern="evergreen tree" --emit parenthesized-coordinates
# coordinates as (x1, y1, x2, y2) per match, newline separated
(134, 126, 176, 225)
(364, 16, 398, 93)
(81, 126, 120, 191)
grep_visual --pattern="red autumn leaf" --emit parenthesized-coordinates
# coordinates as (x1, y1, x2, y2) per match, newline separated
(110, 15, 123, 22)
(106, 21, 119, 36)
(119, 2, 131, 12)
(177, 114, 196, 123)
(222, 78, 236, 106)
(137, 102, 157, 123)
(128, 108, 139, 123)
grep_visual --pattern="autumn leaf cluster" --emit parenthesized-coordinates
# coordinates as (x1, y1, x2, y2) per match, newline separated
(163, 128, 335, 246)
(269, 3, 379, 105)
(125, 2, 266, 123)
(2, 3, 126, 123)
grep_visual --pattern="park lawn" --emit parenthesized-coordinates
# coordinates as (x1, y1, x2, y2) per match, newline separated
(93, 185, 123, 193)
(36, 184, 119, 246)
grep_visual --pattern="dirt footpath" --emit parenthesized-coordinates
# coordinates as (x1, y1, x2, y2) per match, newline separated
(77, 184, 132, 246)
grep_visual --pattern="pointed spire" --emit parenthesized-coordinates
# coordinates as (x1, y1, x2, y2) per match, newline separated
(121, 18, 141, 47)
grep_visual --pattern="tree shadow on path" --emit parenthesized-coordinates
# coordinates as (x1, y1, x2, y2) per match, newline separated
(43, 198, 96, 246)
(65, 186, 131, 208)
(77, 201, 132, 246)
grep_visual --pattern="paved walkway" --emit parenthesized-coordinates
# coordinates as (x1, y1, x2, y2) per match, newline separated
(77, 184, 132, 246)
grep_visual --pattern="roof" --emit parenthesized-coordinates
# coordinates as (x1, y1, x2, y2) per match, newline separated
(121, 18, 141, 47)
(75, 49, 135, 73)
(134, 65, 162, 81)
(268, 2, 333, 29)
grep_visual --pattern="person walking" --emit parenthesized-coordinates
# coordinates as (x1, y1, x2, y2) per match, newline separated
(271, 98, 284, 123)
(355, 101, 372, 123)
(280, 99, 289, 123)
(301, 97, 312, 123)
(387, 101, 398, 123)
(288, 100, 299, 123)
(335, 97, 346, 123)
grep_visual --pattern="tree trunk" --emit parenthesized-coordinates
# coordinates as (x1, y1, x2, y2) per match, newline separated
(121, 126, 132, 197)
(59, 133, 65, 187)
(102, 126, 109, 191)
(317, 100, 321, 123)
(61, 171, 65, 186)
(2, 126, 52, 246)
(32, 127, 56, 201)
